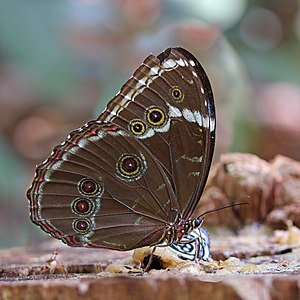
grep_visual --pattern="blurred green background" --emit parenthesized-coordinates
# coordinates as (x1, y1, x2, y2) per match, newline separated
(0, 0, 299, 248)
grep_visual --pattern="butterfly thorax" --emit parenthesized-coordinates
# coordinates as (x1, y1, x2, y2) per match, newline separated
(164, 217, 203, 245)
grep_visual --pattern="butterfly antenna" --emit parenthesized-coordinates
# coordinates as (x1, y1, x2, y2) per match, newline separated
(198, 196, 250, 219)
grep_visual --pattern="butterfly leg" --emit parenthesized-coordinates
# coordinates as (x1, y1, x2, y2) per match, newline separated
(143, 246, 157, 273)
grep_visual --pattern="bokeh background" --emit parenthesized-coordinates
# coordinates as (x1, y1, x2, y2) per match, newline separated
(0, 0, 299, 248)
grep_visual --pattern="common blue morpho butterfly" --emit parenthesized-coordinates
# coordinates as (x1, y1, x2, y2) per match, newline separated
(27, 47, 215, 266)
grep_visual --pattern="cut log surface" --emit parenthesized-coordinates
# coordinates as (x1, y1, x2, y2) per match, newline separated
(1, 229, 300, 300)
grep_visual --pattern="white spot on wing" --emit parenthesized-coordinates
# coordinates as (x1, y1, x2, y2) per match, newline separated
(210, 117, 216, 132)
(50, 160, 64, 172)
(97, 130, 106, 139)
(68, 147, 79, 156)
(203, 116, 210, 128)
(61, 152, 71, 161)
(78, 139, 88, 148)
(189, 60, 196, 67)
(137, 77, 147, 87)
(184, 77, 194, 85)
(182, 108, 196, 123)
(89, 135, 100, 142)
(162, 58, 176, 69)
(43, 169, 52, 181)
(194, 111, 202, 127)
(167, 103, 182, 118)
(137, 128, 155, 139)
(189, 172, 200, 177)
(150, 66, 159, 75)
(109, 130, 129, 137)
(200, 87, 204, 94)
(180, 154, 203, 163)
(156, 183, 166, 191)
(134, 216, 144, 225)
(176, 58, 185, 66)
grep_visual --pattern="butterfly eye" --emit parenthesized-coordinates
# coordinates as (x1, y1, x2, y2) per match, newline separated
(78, 178, 102, 196)
(170, 86, 184, 101)
(129, 119, 147, 136)
(146, 107, 167, 127)
(71, 198, 95, 216)
(116, 153, 146, 181)
(73, 218, 92, 234)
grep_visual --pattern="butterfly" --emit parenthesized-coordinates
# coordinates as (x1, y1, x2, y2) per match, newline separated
(27, 47, 215, 263)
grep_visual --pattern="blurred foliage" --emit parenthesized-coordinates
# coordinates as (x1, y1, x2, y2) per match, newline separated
(0, 0, 299, 248)
(0, 0, 74, 99)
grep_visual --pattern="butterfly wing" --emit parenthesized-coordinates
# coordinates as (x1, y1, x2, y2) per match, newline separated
(27, 47, 215, 251)
(28, 121, 179, 250)
(99, 47, 215, 219)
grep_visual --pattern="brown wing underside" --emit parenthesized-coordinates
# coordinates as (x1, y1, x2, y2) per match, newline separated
(28, 122, 178, 250)
(27, 47, 215, 251)
(99, 47, 215, 219)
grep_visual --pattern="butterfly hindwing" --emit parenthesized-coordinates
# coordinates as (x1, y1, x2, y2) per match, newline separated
(28, 121, 180, 250)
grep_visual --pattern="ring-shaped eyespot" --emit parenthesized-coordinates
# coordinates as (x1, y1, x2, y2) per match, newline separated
(129, 119, 147, 136)
(78, 178, 103, 196)
(73, 218, 92, 234)
(145, 106, 167, 127)
(170, 86, 184, 102)
(116, 153, 146, 181)
(71, 198, 95, 216)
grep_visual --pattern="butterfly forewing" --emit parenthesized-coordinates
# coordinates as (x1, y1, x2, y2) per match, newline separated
(28, 121, 179, 250)
(99, 48, 215, 219)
